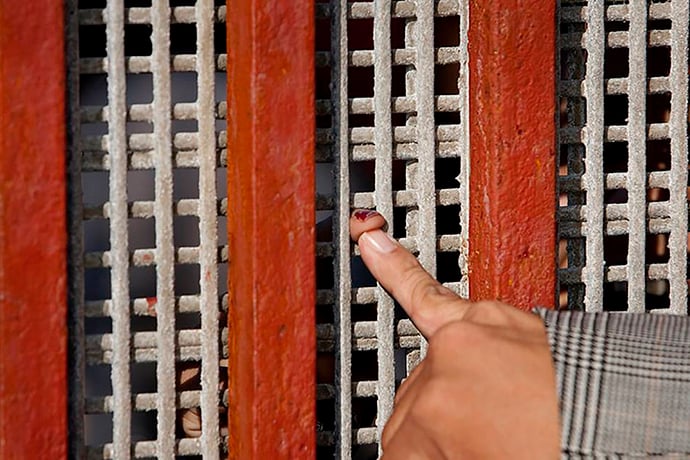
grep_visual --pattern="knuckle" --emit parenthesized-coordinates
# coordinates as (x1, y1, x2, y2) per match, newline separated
(428, 320, 488, 352)
(402, 266, 431, 301)
(463, 300, 513, 325)
(430, 320, 467, 345)
(401, 263, 452, 304)
(405, 278, 458, 323)
(469, 300, 547, 333)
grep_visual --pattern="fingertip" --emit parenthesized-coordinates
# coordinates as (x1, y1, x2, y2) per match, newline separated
(350, 209, 388, 242)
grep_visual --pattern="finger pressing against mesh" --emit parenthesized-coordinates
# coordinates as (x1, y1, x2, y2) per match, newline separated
(349, 209, 388, 241)
(350, 211, 469, 339)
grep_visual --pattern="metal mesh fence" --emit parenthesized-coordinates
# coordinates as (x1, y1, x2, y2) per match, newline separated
(558, 0, 689, 314)
(70, 1, 228, 457)
(314, 1, 469, 457)
(66, 0, 690, 458)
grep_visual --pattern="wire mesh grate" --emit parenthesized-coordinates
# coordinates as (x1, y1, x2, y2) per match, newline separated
(558, 0, 689, 313)
(70, 1, 228, 458)
(315, 1, 469, 457)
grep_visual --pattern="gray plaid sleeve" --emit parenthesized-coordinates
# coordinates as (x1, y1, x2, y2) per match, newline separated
(534, 309, 690, 458)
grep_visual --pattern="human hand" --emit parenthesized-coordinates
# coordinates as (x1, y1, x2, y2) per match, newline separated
(176, 361, 228, 438)
(350, 210, 560, 459)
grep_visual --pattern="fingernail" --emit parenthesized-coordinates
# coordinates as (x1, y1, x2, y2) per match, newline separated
(353, 209, 380, 221)
(360, 230, 397, 253)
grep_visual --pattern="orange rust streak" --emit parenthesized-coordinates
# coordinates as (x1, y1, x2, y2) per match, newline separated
(226, 0, 316, 458)
(0, 1, 68, 457)
(468, 0, 557, 309)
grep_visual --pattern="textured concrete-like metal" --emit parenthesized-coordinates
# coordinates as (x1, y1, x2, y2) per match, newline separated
(667, 0, 689, 315)
(626, 0, 647, 313)
(581, 1, 605, 312)
(72, 4, 227, 456)
(227, 0, 316, 458)
(151, 2, 176, 458)
(373, 0, 396, 448)
(105, 1, 133, 457)
(458, 0, 470, 300)
(414, 0, 435, 359)
(320, 1, 468, 454)
(468, 0, 557, 309)
(196, 0, 221, 456)
(559, 2, 689, 315)
(0, 1, 68, 457)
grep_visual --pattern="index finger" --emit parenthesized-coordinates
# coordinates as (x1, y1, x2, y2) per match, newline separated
(350, 211, 469, 338)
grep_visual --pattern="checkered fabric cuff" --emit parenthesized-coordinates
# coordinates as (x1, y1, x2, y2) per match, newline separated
(534, 309, 690, 458)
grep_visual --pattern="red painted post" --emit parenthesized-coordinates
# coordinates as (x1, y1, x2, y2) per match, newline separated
(468, 1, 557, 310)
(226, 0, 316, 458)
(0, 1, 68, 459)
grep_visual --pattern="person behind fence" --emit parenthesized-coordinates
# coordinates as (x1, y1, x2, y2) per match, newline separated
(350, 209, 690, 459)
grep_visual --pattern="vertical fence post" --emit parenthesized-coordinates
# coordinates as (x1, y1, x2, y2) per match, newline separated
(226, 0, 316, 458)
(0, 1, 68, 458)
(468, 0, 557, 309)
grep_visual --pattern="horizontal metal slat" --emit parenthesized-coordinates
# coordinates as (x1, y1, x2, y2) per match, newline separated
(78, 6, 226, 25)
(81, 149, 228, 171)
(79, 54, 227, 74)
(83, 198, 227, 220)
(83, 246, 228, 268)
(81, 131, 227, 152)
(84, 294, 228, 318)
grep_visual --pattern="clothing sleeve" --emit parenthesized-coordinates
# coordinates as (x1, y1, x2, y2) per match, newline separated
(533, 308, 690, 458)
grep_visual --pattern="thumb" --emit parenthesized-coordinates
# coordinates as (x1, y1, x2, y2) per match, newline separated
(350, 211, 469, 338)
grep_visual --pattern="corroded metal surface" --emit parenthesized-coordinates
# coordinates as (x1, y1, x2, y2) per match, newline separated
(468, 0, 558, 309)
(227, 0, 316, 458)
(0, 1, 68, 457)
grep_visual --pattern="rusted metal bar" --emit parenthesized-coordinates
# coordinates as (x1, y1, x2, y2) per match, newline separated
(226, 0, 316, 458)
(468, 0, 557, 309)
(0, 1, 68, 457)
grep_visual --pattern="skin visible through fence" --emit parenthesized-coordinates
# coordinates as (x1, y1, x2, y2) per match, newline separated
(196, 0, 221, 457)
(0, 1, 68, 457)
(105, 1, 133, 457)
